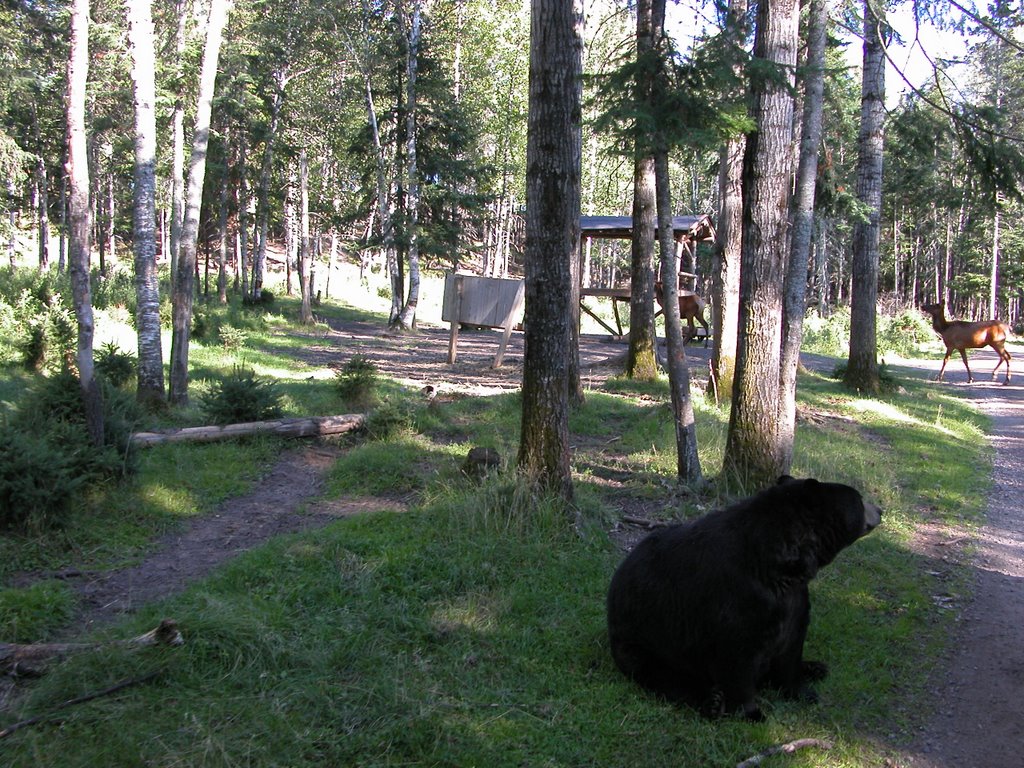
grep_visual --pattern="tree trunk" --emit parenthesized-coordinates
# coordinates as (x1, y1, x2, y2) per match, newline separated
(127, 0, 165, 407)
(253, 79, 285, 300)
(723, 0, 799, 489)
(655, 150, 701, 483)
(651, 0, 700, 484)
(711, 134, 744, 401)
(778, 0, 828, 472)
(217, 139, 229, 304)
(710, 0, 748, 402)
(362, 69, 400, 322)
(169, 0, 187, 287)
(32, 104, 49, 271)
(169, 0, 232, 405)
(843, 0, 885, 394)
(627, 0, 658, 380)
(396, 0, 422, 331)
(67, 0, 103, 445)
(284, 163, 295, 296)
(517, 0, 583, 502)
(238, 132, 249, 299)
(990, 192, 1001, 317)
(299, 150, 313, 324)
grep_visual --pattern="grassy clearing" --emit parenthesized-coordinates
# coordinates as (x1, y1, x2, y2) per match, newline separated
(0, 294, 992, 767)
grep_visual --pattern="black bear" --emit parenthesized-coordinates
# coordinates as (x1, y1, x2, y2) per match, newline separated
(606, 476, 881, 721)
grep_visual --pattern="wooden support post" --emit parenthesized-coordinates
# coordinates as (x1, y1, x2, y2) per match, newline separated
(493, 280, 525, 368)
(447, 274, 463, 364)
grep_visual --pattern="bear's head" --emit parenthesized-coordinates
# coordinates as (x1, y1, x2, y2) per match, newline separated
(770, 476, 882, 579)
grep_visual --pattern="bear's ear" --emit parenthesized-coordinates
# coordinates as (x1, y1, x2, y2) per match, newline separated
(775, 475, 796, 485)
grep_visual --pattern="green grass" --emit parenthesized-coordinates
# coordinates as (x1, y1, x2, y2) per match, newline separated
(0, 278, 994, 767)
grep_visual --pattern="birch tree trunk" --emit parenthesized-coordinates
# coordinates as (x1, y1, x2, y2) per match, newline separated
(32, 104, 49, 271)
(395, 0, 422, 330)
(843, 0, 885, 393)
(517, 0, 583, 502)
(67, 0, 103, 445)
(252, 80, 285, 300)
(217, 140, 229, 304)
(169, 0, 232, 405)
(362, 69, 400, 321)
(723, 0, 799, 488)
(778, 0, 828, 472)
(299, 149, 313, 324)
(169, 0, 187, 287)
(238, 132, 249, 298)
(127, 0, 165, 406)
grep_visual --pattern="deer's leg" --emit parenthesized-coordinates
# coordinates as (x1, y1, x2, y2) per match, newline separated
(992, 343, 1012, 384)
(937, 351, 952, 381)
(959, 349, 973, 383)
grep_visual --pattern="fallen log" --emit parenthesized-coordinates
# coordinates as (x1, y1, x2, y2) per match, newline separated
(0, 619, 183, 677)
(130, 413, 365, 447)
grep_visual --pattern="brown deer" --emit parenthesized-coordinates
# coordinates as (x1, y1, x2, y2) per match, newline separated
(654, 283, 710, 343)
(920, 303, 1012, 384)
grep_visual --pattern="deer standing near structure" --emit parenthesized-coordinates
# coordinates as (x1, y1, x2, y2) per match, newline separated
(920, 303, 1012, 384)
(654, 282, 710, 342)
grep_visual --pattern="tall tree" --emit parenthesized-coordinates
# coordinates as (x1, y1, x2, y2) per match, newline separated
(169, 0, 187, 286)
(723, 0, 799, 488)
(126, 0, 164, 407)
(651, 0, 701, 484)
(394, 0, 423, 330)
(169, 0, 233, 405)
(778, 0, 829, 471)
(66, 0, 103, 444)
(298, 148, 313, 324)
(843, 0, 885, 393)
(517, 0, 583, 501)
(627, 0, 659, 380)
(709, 0, 749, 403)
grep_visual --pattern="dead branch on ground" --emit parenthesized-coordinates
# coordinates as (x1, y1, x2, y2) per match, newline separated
(0, 671, 160, 739)
(736, 738, 835, 768)
(1, 619, 183, 677)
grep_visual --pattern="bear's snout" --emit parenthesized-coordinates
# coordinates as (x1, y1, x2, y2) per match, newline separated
(862, 502, 882, 535)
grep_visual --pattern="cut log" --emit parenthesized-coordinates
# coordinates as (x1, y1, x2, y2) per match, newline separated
(0, 619, 183, 676)
(130, 413, 365, 447)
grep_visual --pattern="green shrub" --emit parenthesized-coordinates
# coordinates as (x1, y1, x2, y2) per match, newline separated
(200, 366, 284, 425)
(0, 427, 80, 531)
(95, 341, 137, 388)
(10, 289, 77, 373)
(193, 302, 267, 345)
(218, 325, 248, 352)
(90, 268, 136, 313)
(365, 398, 417, 440)
(11, 371, 143, 482)
(877, 309, 935, 357)
(802, 307, 850, 356)
(335, 354, 378, 408)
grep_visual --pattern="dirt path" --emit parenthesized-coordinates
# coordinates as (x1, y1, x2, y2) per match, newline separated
(894, 346, 1024, 767)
